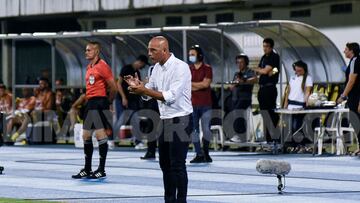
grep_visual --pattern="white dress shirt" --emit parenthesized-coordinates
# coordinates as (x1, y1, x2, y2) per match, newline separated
(145, 54, 193, 119)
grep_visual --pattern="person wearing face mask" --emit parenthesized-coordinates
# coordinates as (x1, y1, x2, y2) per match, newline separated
(188, 45, 213, 163)
(283, 60, 313, 153)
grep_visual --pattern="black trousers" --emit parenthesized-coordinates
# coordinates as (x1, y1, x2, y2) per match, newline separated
(141, 116, 158, 154)
(258, 85, 280, 143)
(347, 95, 360, 142)
(232, 99, 251, 135)
(158, 114, 193, 203)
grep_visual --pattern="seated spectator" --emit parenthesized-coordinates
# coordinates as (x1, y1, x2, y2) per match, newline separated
(55, 92, 87, 144)
(56, 89, 72, 127)
(55, 78, 64, 87)
(283, 60, 313, 153)
(32, 77, 55, 122)
(6, 88, 36, 143)
(20, 78, 57, 143)
(69, 93, 87, 131)
(0, 84, 12, 145)
(0, 84, 12, 114)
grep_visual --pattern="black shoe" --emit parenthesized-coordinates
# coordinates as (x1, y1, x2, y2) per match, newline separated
(4, 141, 14, 146)
(0, 166, 4, 174)
(204, 154, 213, 163)
(71, 168, 91, 179)
(140, 152, 155, 160)
(190, 155, 205, 163)
(89, 169, 106, 179)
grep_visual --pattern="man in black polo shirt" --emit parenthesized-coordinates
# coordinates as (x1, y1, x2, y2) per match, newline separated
(117, 55, 149, 148)
(337, 42, 360, 156)
(253, 38, 280, 144)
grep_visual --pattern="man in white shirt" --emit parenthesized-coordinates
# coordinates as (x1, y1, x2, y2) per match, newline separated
(125, 36, 193, 203)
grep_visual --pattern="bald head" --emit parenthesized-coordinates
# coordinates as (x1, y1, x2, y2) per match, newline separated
(150, 36, 169, 52)
(148, 36, 171, 65)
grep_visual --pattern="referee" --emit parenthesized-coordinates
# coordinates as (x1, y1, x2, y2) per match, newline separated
(72, 41, 117, 179)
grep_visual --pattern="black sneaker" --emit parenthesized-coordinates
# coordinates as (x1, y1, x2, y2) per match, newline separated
(89, 169, 106, 179)
(190, 155, 205, 163)
(204, 154, 213, 163)
(140, 152, 155, 160)
(4, 141, 14, 146)
(71, 169, 91, 179)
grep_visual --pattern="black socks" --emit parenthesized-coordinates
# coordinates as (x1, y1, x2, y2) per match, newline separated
(84, 139, 94, 172)
(98, 137, 108, 172)
(84, 137, 108, 172)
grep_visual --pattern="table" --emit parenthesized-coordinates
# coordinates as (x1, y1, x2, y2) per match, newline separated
(275, 108, 349, 155)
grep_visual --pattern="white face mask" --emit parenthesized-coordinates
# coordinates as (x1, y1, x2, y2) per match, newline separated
(189, 56, 197, 63)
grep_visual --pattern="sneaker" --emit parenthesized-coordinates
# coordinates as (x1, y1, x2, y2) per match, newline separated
(230, 135, 241, 143)
(108, 140, 115, 150)
(190, 155, 205, 163)
(135, 142, 147, 150)
(72, 168, 91, 179)
(140, 152, 155, 160)
(286, 147, 296, 154)
(351, 149, 360, 156)
(10, 134, 18, 142)
(204, 154, 213, 163)
(4, 141, 14, 146)
(89, 169, 106, 179)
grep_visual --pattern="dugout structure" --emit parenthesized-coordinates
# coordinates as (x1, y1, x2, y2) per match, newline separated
(0, 20, 345, 122)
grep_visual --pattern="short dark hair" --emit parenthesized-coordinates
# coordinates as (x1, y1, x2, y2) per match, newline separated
(39, 77, 49, 84)
(235, 54, 249, 66)
(87, 41, 101, 51)
(0, 84, 6, 89)
(263, 38, 274, 48)
(136, 54, 150, 65)
(346, 42, 360, 56)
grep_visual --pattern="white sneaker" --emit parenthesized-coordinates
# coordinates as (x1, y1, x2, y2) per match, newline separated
(230, 135, 242, 143)
(135, 142, 147, 150)
(108, 140, 115, 150)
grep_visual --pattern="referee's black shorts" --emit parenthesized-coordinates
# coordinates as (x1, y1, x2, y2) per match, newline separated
(83, 97, 112, 131)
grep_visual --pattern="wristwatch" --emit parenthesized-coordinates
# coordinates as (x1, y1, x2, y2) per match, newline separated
(341, 94, 348, 100)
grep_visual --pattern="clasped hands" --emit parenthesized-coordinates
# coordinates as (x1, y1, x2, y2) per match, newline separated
(124, 73, 145, 95)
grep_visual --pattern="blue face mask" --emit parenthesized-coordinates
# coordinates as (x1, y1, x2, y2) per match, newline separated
(189, 56, 197, 63)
